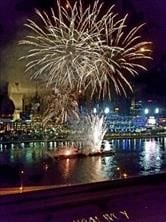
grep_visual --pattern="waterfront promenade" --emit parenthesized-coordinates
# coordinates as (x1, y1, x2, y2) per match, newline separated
(0, 173, 166, 222)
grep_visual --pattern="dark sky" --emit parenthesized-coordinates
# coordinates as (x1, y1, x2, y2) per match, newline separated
(0, 0, 166, 100)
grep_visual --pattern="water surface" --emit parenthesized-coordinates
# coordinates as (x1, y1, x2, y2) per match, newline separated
(0, 137, 165, 187)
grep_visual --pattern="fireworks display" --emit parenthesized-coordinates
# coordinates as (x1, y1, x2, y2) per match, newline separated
(81, 114, 107, 154)
(19, 0, 152, 125)
(20, 0, 152, 98)
(41, 88, 79, 126)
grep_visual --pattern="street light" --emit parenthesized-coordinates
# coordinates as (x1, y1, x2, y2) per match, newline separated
(19, 170, 24, 192)
(155, 108, 159, 114)
(144, 108, 149, 115)
(104, 107, 110, 114)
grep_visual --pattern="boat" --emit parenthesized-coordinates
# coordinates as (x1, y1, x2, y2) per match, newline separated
(50, 145, 115, 159)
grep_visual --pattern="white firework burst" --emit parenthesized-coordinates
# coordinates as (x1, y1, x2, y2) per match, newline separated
(19, 0, 152, 97)
(81, 114, 107, 154)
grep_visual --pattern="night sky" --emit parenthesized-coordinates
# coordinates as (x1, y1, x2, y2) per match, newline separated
(0, 0, 166, 101)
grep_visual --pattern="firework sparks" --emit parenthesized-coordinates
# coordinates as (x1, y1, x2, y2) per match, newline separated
(19, 0, 152, 98)
(41, 88, 79, 126)
(81, 114, 107, 154)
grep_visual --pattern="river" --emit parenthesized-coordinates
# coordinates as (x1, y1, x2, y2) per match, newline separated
(0, 137, 165, 187)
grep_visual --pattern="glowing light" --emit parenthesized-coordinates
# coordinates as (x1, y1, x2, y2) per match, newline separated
(104, 140, 111, 151)
(115, 107, 119, 112)
(155, 108, 159, 114)
(147, 116, 156, 125)
(123, 173, 128, 178)
(104, 107, 110, 114)
(142, 139, 161, 171)
(19, 170, 24, 193)
(65, 150, 72, 156)
(58, 158, 77, 180)
(93, 108, 97, 114)
(82, 114, 107, 154)
(19, 186, 24, 193)
(20, 0, 152, 98)
(144, 108, 149, 115)
(65, 3, 69, 9)
(139, 47, 146, 52)
(44, 164, 48, 171)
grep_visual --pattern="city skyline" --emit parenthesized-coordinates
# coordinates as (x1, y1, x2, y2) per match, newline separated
(0, 3, 166, 221)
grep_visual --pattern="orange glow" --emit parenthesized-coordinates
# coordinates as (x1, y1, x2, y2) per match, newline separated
(123, 173, 127, 178)
(66, 3, 69, 9)
(19, 186, 23, 193)
(140, 47, 146, 52)
(65, 150, 72, 156)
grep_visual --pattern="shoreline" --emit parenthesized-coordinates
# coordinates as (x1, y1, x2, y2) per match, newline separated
(0, 132, 165, 145)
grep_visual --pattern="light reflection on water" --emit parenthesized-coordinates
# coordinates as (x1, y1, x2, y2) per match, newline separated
(140, 139, 162, 174)
(0, 137, 165, 187)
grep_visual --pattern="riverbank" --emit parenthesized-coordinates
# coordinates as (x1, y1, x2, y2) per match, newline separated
(105, 131, 166, 140)
(0, 131, 165, 145)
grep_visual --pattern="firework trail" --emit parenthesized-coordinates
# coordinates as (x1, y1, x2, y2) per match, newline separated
(20, 0, 152, 98)
(41, 88, 79, 125)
